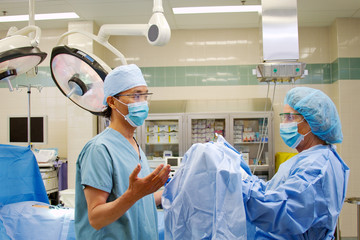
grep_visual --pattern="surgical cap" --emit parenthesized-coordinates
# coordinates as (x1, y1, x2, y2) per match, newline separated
(103, 64, 147, 106)
(284, 87, 343, 144)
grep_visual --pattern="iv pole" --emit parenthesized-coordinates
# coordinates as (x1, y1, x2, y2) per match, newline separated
(16, 0, 42, 146)
(16, 84, 42, 146)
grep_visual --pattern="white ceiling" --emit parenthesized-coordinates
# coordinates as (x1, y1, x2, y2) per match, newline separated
(0, 0, 359, 32)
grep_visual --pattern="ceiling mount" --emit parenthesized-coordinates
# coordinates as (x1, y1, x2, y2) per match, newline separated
(255, 0, 306, 82)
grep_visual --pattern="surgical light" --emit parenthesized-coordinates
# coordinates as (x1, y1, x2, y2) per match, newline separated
(50, 0, 171, 115)
(50, 45, 111, 115)
(0, 26, 47, 91)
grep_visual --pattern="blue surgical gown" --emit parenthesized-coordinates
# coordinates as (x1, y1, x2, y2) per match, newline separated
(75, 128, 158, 240)
(242, 144, 349, 239)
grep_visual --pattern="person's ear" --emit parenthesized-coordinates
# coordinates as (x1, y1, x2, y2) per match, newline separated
(301, 119, 312, 134)
(107, 96, 116, 109)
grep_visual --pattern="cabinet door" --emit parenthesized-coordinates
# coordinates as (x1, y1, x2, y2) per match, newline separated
(140, 114, 184, 159)
(186, 114, 230, 150)
(230, 112, 274, 180)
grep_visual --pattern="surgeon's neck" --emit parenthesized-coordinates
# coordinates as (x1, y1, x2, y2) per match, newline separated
(296, 132, 326, 153)
(109, 116, 136, 141)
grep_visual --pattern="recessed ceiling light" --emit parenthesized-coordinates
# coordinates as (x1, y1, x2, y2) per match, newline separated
(0, 12, 79, 22)
(173, 5, 262, 14)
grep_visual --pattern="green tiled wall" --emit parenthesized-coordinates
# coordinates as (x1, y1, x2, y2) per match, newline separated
(0, 67, 56, 89)
(1, 58, 359, 89)
(336, 58, 360, 80)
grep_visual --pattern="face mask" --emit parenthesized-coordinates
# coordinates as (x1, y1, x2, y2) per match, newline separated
(280, 120, 310, 148)
(114, 98, 149, 127)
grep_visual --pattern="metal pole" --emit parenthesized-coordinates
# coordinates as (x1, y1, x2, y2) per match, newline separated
(29, 0, 35, 26)
(345, 198, 360, 240)
(27, 85, 31, 146)
(357, 202, 360, 240)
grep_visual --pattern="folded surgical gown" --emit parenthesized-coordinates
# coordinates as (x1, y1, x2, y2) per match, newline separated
(162, 136, 247, 240)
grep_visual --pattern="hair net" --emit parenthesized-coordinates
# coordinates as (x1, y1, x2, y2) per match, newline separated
(284, 87, 342, 144)
(103, 64, 147, 106)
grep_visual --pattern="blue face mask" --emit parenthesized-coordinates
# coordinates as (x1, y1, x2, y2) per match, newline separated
(114, 98, 149, 127)
(280, 121, 310, 148)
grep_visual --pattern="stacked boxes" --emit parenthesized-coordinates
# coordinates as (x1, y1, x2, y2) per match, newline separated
(233, 119, 268, 143)
(146, 123, 179, 144)
(191, 119, 225, 144)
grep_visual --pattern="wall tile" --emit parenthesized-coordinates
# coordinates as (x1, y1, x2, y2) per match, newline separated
(349, 58, 360, 68)
(2, 61, 357, 90)
(339, 58, 350, 69)
(350, 68, 360, 79)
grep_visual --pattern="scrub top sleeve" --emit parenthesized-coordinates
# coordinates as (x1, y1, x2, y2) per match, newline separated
(80, 143, 113, 193)
(242, 161, 328, 235)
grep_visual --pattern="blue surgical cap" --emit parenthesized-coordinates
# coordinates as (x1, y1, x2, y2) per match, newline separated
(103, 64, 147, 106)
(284, 87, 342, 144)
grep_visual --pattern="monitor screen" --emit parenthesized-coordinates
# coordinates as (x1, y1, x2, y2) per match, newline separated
(9, 116, 47, 144)
(167, 158, 179, 167)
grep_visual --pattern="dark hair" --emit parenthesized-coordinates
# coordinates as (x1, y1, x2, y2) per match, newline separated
(103, 107, 112, 119)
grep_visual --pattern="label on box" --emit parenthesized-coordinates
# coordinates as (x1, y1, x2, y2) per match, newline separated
(169, 125, 178, 132)
(169, 133, 179, 143)
(158, 125, 168, 132)
(158, 133, 168, 143)
(242, 152, 249, 165)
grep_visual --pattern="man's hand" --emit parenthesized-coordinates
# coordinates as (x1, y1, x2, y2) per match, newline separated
(84, 164, 171, 230)
(128, 164, 171, 200)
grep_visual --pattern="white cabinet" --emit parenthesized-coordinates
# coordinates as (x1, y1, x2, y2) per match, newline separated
(139, 114, 185, 159)
(40, 168, 58, 194)
(108, 111, 274, 179)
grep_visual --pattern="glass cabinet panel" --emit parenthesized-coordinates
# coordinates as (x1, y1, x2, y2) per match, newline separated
(145, 119, 180, 158)
(230, 112, 274, 180)
(191, 119, 225, 144)
(140, 114, 184, 160)
(233, 118, 269, 164)
(186, 114, 230, 150)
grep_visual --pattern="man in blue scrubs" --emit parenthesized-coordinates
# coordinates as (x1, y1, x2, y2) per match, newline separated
(241, 87, 349, 239)
(75, 64, 171, 239)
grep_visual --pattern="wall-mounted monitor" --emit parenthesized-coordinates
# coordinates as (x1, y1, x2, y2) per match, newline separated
(8, 116, 48, 144)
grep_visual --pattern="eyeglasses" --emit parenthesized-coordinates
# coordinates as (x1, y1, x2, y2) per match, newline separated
(115, 92, 153, 102)
(279, 113, 302, 123)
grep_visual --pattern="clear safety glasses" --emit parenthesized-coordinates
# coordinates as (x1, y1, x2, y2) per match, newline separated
(279, 113, 303, 123)
(115, 92, 153, 102)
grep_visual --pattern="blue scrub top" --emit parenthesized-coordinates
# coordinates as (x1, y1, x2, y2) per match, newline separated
(243, 144, 349, 240)
(75, 128, 158, 240)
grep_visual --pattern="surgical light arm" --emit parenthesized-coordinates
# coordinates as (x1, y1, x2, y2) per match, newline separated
(98, 0, 170, 46)
(6, 25, 42, 47)
(55, 0, 171, 65)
